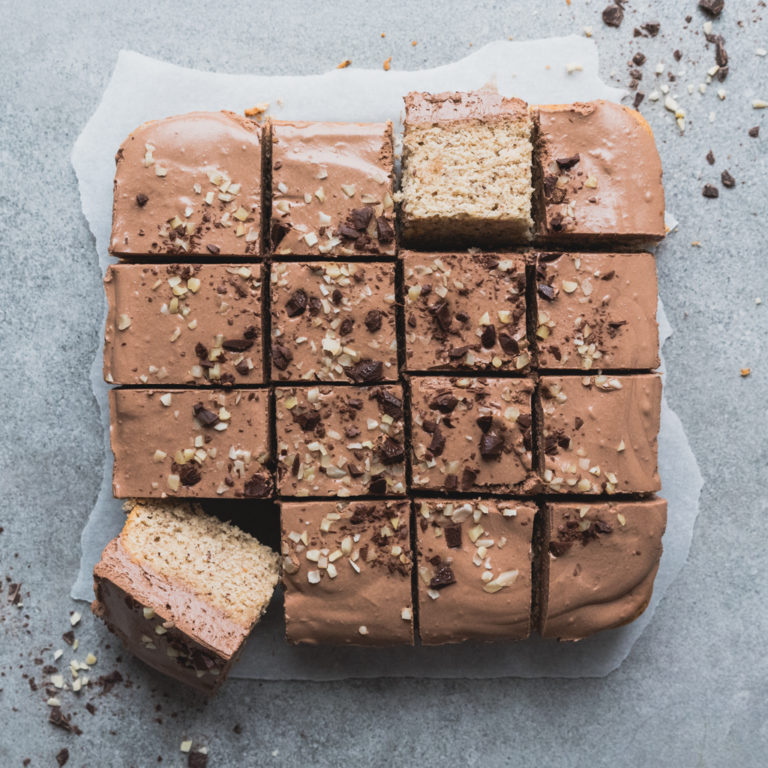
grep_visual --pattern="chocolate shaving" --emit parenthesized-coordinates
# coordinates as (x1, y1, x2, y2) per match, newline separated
(292, 409, 321, 431)
(222, 338, 254, 351)
(374, 388, 403, 420)
(429, 299, 452, 332)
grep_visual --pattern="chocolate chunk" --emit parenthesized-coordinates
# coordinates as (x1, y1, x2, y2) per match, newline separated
(702, 184, 719, 198)
(633, 92, 645, 109)
(574, 416, 585, 430)
(193, 402, 219, 427)
(378, 438, 405, 465)
(479, 431, 504, 458)
(430, 392, 459, 413)
(347, 463, 363, 478)
(348, 207, 373, 231)
(444, 524, 462, 549)
(292, 409, 321, 431)
(429, 299, 452, 332)
(368, 475, 387, 495)
(642, 22, 660, 36)
(673, 49, 683, 62)
(517, 413, 532, 429)
(549, 540, 572, 557)
(538, 283, 557, 301)
(243, 325, 258, 339)
(749, 126, 760, 138)
(188, 752, 208, 768)
(429, 563, 456, 589)
(195, 342, 208, 359)
(428, 427, 446, 457)
(56, 748, 70, 767)
(135, 193, 149, 207)
(480, 324, 496, 349)
(272, 343, 293, 370)
(376, 216, 394, 243)
(364, 309, 383, 333)
(49, 707, 81, 735)
(421, 419, 437, 434)
(206, 243, 221, 255)
(346, 359, 383, 383)
(331, 288, 343, 306)
(308, 296, 322, 316)
(445, 473, 458, 491)
(448, 345, 471, 360)
(498, 331, 519, 356)
(555, 154, 581, 169)
(476, 415, 493, 433)
(338, 224, 361, 240)
(460, 467, 478, 491)
(235, 359, 250, 376)
(243, 473, 271, 497)
(721, 170, 735, 188)
(291, 454, 300, 476)
(374, 388, 403, 420)
(699, 0, 724, 16)
(179, 463, 202, 486)
(222, 338, 254, 352)
(593, 519, 613, 534)
(714, 37, 728, 68)
(285, 289, 308, 317)
(602, 3, 623, 27)
(706, 150, 715, 165)
(633, 52, 646, 66)
(340, 317, 355, 336)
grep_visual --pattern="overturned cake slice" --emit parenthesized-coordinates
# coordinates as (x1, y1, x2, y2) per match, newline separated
(92, 500, 280, 693)
(399, 91, 534, 247)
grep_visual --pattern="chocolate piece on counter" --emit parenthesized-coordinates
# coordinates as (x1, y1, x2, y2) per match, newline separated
(92, 501, 279, 693)
(702, 184, 719, 198)
(110, 389, 272, 499)
(601, 3, 624, 28)
(275, 384, 406, 497)
(110, 111, 263, 258)
(270, 121, 395, 257)
(402, 251, 530, 372)
(270, 262, 397, 382)
(698, 0, 724, 17)
(280, 499, 413, 645)
(104, 264, 263, 386)
(539, 374, 661, 494)
(399, 91, 534, 247)
(409, 376, 538, 494)
(415, 498, 535, 644)
(533, 252, 659, 371)
(721, 170, 735, 188)
(538, 499, 667, 640)
(534, 101, 665, 245)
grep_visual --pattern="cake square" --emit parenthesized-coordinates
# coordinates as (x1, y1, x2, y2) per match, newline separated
(537, 499, 667, 640)
(539, 374, 661, 494)
(270, 261, 398, 382)
(399, 91, 534, 247)
(534, 101, 666, 245)
(415, 498, 535, 645)
(533, 251, 659, 371)
(270, 121, 395, 257)
(110, 111, 263, 258)
(110, 389, 272, 499)
(280, 499, 413, 645)
(275, 384, 406, 497)
(402, 250, 531, 372)
(409, 376, 537, 494)
(104, 263, 264, 386)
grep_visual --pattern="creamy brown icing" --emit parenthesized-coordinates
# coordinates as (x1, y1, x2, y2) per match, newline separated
(93, 538, 241, 693)
(104, 263, 263, 386)
(403, 251, 530, 372)
(534, 101, 665, 243)
(270, 262, 397, 382)
(409, 376, 538, 494)
(110, 111, 263, 257)
(270, 121, 395, 256)
(110, 389, 272, 498)
(281, 499, 413, 645)
(534, 251, 659, 370)
(404, 90, 530, 124)
(539, 499, 667, 640)
(275, 385, 406, 497)
(539, 374, 661, 494)
(415, 498, 535, 644)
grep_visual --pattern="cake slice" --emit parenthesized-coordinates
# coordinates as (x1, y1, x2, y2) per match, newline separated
(92, 500, 280, 693)
(399, 91, 534, 247)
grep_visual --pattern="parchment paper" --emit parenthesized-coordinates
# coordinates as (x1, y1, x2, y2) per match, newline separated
(71, 40, 702, 679)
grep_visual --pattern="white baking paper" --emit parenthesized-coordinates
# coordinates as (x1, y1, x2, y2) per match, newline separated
(71, 40, 702, 679)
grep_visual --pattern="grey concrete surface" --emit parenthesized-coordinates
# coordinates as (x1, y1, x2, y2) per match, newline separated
(1, 1, 766, 766)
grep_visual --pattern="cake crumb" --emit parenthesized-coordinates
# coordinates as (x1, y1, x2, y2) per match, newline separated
(741, 368, 751, 378)
(336, 59, 351, 69)
(383, 57, 392, 71)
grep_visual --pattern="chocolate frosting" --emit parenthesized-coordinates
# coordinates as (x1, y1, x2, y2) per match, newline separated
(540, 499, 667, 640)
(416, 499, 535, 644)
(535, 101, 665, 242)
(534, 251, 659, 371)
(540, 374, 661, 494)
(104, 263, 263, 386)
(270, 121, 395, 256)
(110, 111, 263, 257)
(110, 389, 272, 499)
(404, 90, 530, 124)
(281, 500, 413, 645)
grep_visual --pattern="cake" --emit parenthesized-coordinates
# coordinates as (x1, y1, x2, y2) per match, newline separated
(533, 251, 659, 371)
(275, 384, 406, 497)
(270, 261, 398, 382)
(110, 111, 263, 258)
(280, 499, 413, 645)
(402, 250, 531, 372)
(269, 121, 395, 257)
(408, 376, 538, 494)
(534, 101, 666, 245)
(536, 499, 667, 640)
(110, 389, 272, 499)
(538, 374, 662, 494)
(92, 500, 280, 692)
(399, 91, 534, 246)
(104, 263, 264, 386)
(415, 498, 536, 644)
